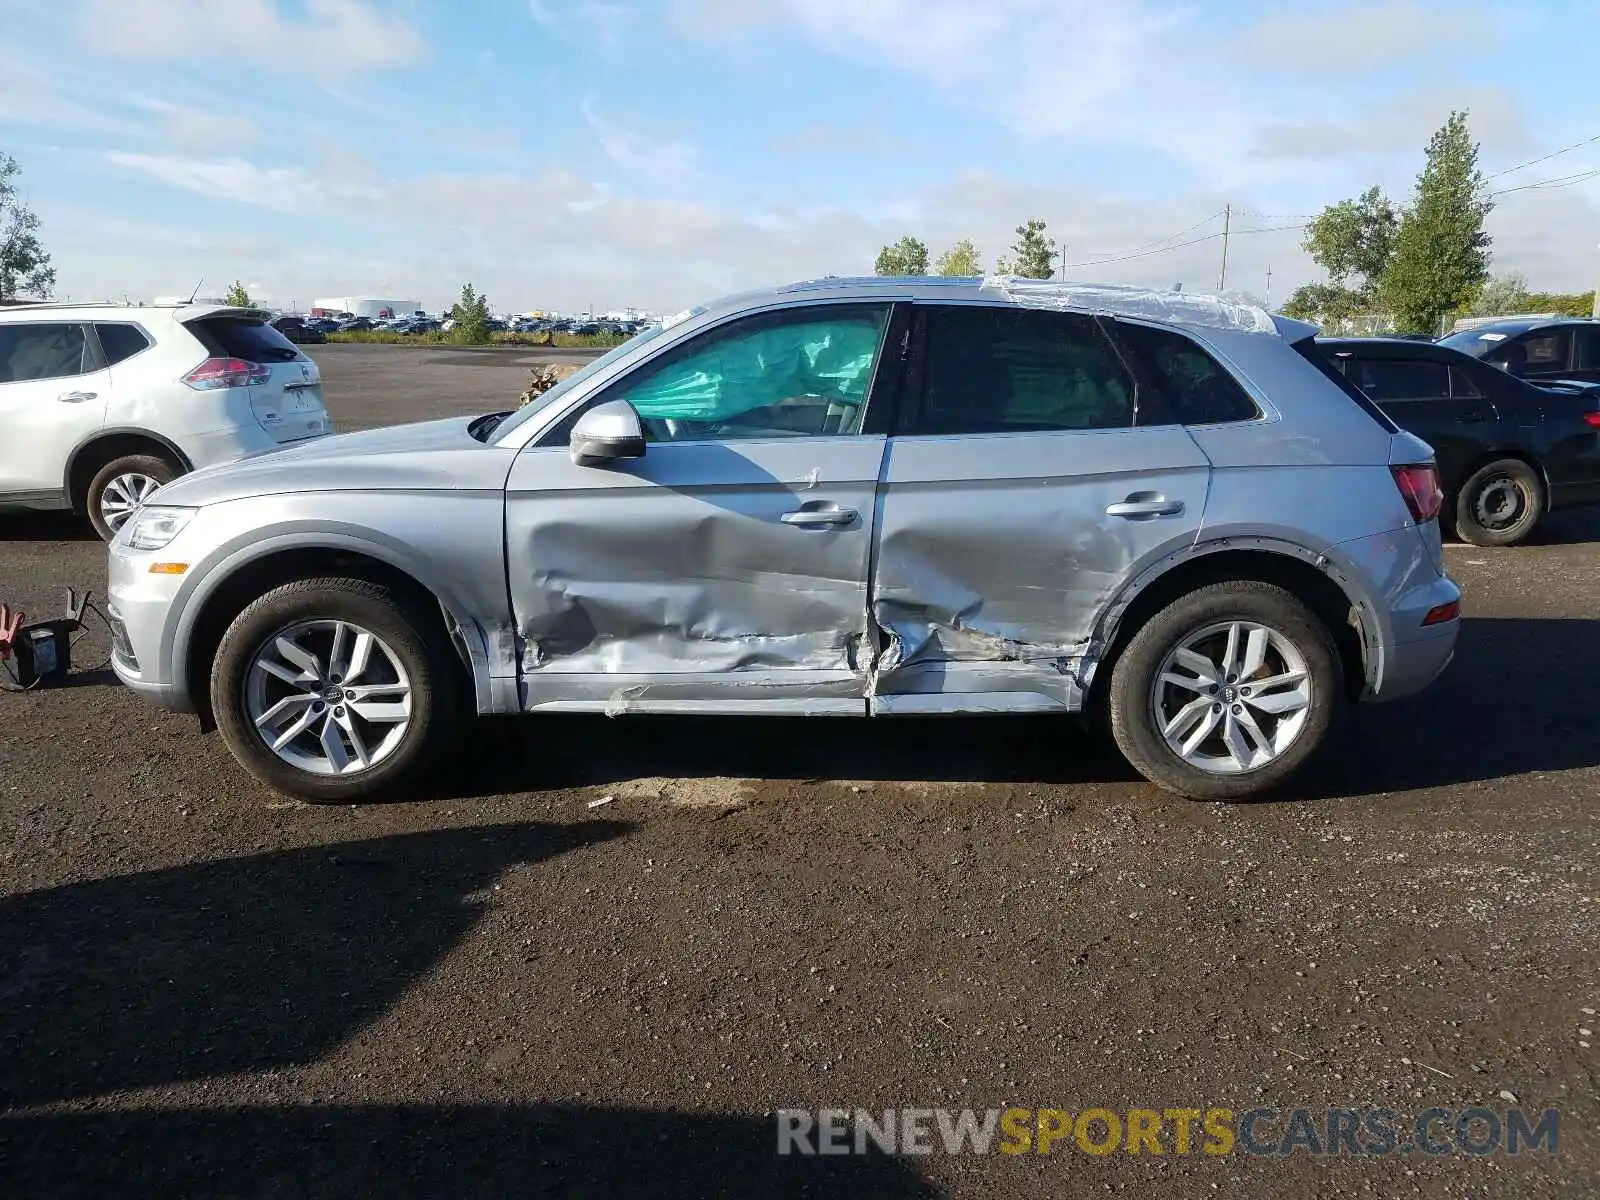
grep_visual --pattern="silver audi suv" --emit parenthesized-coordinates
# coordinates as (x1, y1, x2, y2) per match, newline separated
(107, 277, 1460, 802)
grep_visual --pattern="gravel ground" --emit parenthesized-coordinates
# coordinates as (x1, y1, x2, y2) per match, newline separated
(1, 344, 1597, 1198)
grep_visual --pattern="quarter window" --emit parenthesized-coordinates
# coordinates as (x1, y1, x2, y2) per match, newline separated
(0, 323, 93, 384)
(602, 303, 891, 442)
(909, 306, 1133, 435)
(1115, 321, 1258, 424)
(1449, 366, 1483, 399)
(94, 322, 152, 366)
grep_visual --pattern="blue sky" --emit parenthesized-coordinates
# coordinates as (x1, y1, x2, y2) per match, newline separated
(3, 0, 1598, 314)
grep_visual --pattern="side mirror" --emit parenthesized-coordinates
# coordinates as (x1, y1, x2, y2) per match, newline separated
(570, 399, 646, 465)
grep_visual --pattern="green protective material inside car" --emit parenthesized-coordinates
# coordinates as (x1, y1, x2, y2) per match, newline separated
(620, 310, 888, 423)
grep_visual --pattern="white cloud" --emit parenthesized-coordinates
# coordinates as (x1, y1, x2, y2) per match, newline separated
(581, 99, 700, 191)
(75, 0, 425, 74)
(1232, 2, 1485, 76)
(1253, 85, 1533, 162)
(103, 152, 384, 212)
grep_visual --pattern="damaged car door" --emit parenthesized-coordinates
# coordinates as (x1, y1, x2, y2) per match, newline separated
(503, 301, 902, 713)
(869, 304, 1212, 713)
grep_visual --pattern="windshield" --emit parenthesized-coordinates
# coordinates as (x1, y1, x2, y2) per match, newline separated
(490, 322, 675, 442)
(1437, 328, 1515, 359)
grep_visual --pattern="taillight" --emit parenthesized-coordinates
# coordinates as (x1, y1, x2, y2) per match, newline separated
(1392, 464, 1444, 523)
(182, 357, 270, 390)
(1583, 412, 1600, 429)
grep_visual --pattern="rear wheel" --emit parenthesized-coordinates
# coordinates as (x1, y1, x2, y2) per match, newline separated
(210, 577, 461, 803)
(1107, 581, 1341, 800)
(86, 453, 179, 540)
(1455, 458, 1542, 547)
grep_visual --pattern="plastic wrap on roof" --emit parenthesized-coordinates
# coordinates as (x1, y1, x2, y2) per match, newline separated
(980, 276, 1278, 335)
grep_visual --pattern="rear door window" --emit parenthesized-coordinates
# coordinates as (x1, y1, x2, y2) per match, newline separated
(1113, 321, 1258, 424)
(188, 317, 302, 363)
(0, 322, 94, 383)
(907, 305, 1133, 435)
(1348, 358, 1451, 401)
(94, 322, 153, 366)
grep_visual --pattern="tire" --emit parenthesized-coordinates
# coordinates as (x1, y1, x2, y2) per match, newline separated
(86, 453, 180, 541)
(1455, 458, 1543, 547)
(210, 577, 462, 803)
(1107, 581, 1341, 801)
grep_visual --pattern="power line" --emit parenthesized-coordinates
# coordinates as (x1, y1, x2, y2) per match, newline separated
(1489, 166, 1600, 197)
(1482, 132, 1600, 181)
(1064, 209, 1225, 265)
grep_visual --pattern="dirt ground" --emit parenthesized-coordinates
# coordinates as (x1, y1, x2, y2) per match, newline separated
(1, 344, 1596, 1198)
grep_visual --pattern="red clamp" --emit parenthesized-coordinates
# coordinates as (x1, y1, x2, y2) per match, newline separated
(0, 604, 22, 662)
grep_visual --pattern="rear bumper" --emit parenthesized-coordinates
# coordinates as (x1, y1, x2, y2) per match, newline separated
(1368, 624, 1457, 703)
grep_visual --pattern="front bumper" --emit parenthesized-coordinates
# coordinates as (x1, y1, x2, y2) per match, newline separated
(107, 543, 193, 713)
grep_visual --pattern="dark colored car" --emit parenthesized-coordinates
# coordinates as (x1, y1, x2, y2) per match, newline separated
(570, 321, 601, 336)
(1319, 337, 1600, 545)
(1438, 317, 1600, 387)
(270, 316, 326, 345)
(336, 317, 375, 332)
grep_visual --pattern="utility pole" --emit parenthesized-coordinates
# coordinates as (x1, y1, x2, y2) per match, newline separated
(1059, 241, 1067, 280)
(1265, 264, 1273, 309)
(1217, 203, 1231, 293)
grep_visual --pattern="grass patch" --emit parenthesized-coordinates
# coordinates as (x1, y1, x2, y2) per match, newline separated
(324, 331, 630, 349)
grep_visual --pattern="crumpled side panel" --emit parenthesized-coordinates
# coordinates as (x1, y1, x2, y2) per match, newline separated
(504, 437, 888, 701)
(981, 276, 1278, 335)
(518, 507, 862, 674)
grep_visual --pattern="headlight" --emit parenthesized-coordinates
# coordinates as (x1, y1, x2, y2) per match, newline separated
(124, 506, 197, 551)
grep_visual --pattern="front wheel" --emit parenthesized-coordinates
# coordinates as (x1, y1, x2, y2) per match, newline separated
(1455, 458, 1543, 547)
(210, 577, 462, 803)
(1107, 581, 1341, 800)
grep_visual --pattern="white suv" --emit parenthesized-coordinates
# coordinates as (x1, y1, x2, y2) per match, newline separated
(0, 303, 333, 538)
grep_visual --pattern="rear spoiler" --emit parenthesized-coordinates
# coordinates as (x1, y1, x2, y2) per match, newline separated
(177, 305, 274, 323)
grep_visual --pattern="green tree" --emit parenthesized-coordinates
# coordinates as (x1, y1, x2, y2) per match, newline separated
(1300, 186, 1397, 305)
(1381, 111, 1494, 335)
(933, 238, 983, 276)
(1280, 282, 1364, 324)
(1464, 271, 1531, 318)
(222, 280, 252, 308)
(450, 282, 492, 344)
(0, 152, 56, 301)
(995, 219, 1056, 279)
(1525, 290, 1596, 318)
(875, 235, 929, 276)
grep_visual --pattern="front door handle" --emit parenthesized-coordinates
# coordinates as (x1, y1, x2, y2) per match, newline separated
(1106, 497, 1185, 519)
(781, 504, 857, 527)
(57, 391, 98, 403)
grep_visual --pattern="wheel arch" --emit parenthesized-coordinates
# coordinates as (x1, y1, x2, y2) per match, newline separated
(173, 535, 495, 731)
(65, 428, 193, 513)
(1084, 540, 1375, 711)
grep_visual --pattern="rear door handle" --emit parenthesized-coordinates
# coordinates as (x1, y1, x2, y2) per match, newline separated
(1106, 498, 1185, 519)
(781, 504, 857, 527)
(57, 391, 98, 403)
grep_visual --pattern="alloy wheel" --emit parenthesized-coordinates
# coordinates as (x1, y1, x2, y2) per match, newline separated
(1149, 620, 1313, 775)
(244, 620, 413, 776)
(99, 472, 161, 532)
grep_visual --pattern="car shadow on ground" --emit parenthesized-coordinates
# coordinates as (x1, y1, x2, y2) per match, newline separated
(1, 1104, 935, 1199)
(0, 819, 935, 1199)
(437, 617, 1600, 803)
(0, 512, 98, 542)
(1529, 506, 1600, 546)
(0, 821, 631, 1110)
